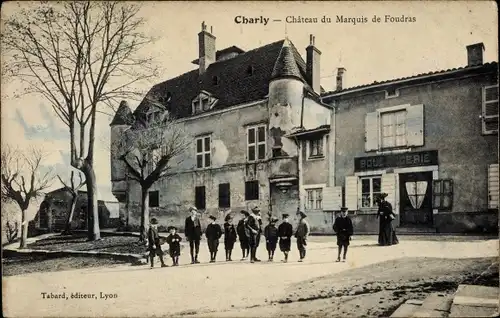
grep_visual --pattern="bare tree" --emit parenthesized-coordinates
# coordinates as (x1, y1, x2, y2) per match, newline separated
(1, 145, 54, 248)
(119, 106, 190, 241)
(57, 171, 86, 235)
(2, 1, 159, 240)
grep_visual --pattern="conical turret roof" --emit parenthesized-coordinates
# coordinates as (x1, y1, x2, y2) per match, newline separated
(110, 101, 134, 126)
(271, 38, 304, 81)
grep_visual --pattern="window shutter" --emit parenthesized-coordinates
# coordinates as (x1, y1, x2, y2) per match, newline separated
(381, 173, 397, 214)
(345, 176, 358, 211)
(406, 104, 424, 147)
(322, 186, 342, 211)
(482, 85, 499, 135)
(488, 164, 499, 209)
(365, 112, 379, 151)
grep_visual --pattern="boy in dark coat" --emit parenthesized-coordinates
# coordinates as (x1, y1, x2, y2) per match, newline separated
(185, 206, 202, 264)
(147, 218, 167, 268)
(166, 226, 182, 266)
(205, 215, 223, 263)
(333, 207, 354, 262)
(223, 214, 237, 261)
(295, 211, 310, 262)
(237, 210, 250, 260)
(277, 214, 293, 263)
(264, 217, 279, 262)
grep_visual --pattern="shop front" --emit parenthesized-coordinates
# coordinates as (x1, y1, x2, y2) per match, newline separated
(349, 150, 439, 230)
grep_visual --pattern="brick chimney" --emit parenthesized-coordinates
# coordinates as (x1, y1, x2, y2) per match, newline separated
(198, 21, 216, 74)
(336, 67, 346, 91)
(306, 34, 321, 93)
(466, 43, 485, 66)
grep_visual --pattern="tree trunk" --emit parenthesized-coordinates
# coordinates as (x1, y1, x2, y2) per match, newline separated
(19, 209, 28, 249)
(82, 164, 101, 241)
(63, 195, 78, 235)
(140, 186, 150, 242)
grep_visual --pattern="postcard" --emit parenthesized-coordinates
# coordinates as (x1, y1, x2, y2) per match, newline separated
(1, 1, 499, 317)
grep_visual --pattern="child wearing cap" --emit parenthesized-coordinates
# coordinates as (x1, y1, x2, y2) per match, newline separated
(277, 214, 293, 263)
(295, 211, 310, 262)
(205, 215, 223, 263)
(147, 218, 167, 268)
(166, 226, 183, 266)
(223, 214, 237, 261)
(333, 207, 354, 262)
(264, 217, 279, 262)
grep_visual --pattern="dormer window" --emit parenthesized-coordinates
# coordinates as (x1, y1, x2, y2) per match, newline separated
(212, 76, 219, 85)
(192, 91, 218, 115)
(246, 65, 254, 76)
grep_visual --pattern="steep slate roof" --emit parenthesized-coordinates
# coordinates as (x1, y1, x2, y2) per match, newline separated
(110, 101, 134, 126)
(271, 38, 304, 81)
(134, 39, 323, 119)
(322, 61, 499, 98)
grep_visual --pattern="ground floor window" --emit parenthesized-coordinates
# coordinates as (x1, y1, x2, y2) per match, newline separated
(360, 176, 381, 208)
(432, 179, 453, 210)
(195, 186, 206, 210)
(218, 183, 231, 208)
(306, 188, 323, 210)
(245, 181, 259, 200)
(149, 191, 159, 207)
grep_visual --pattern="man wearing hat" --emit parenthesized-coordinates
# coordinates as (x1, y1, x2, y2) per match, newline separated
(237, 210, 251, 260)
(185, 206, 202, 264)
(147, 218, 167, 268)
(277, 213, 293, 262)
(223, 213, 237, 261)
(333, 207, 354, 262)
(295, 211, 310, 262)
(246, 204, 263, 263)
(205, 215, 223, 262)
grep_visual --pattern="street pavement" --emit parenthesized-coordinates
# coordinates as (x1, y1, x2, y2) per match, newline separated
(2, 237, 498, 317)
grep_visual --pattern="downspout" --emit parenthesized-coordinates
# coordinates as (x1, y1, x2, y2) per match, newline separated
(298, 90, 307, 213)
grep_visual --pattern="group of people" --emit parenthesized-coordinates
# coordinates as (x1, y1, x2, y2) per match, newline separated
(146, 192, 398, 268)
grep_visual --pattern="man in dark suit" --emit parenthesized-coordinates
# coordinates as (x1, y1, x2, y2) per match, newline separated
(246, 204, 262, 263)
(148, 218, 167, 268)
(184, 206, 202, 264)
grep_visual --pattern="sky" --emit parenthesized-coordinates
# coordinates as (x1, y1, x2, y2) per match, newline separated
(1, 1, 497, 202)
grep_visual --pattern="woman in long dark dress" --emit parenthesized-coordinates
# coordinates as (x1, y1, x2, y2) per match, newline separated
(376, 193, 399, 246)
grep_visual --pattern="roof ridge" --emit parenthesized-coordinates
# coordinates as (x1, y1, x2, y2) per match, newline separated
(322, 61, 498, 96)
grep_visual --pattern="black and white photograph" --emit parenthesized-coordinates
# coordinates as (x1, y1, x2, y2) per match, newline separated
(1, 1, 499, 317)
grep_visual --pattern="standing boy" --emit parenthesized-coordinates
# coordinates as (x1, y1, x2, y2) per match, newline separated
(147, 218, 167, 268)
(185, 207, 202, 264)
(237, 210, 250, 260)
(277, 214, 293, 262)
(166, 226, 182, 266)
(264, 217, 279, 261)
(295, 211, 310, 262)
(223, 214, 237, 261)
(205, 215, 223, 263)
(333, 207, 354, 262)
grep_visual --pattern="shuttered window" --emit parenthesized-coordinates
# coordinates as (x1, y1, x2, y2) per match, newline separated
(218, 183, 231, 208)
(195, 186, 206, 210)
(360, 176, 381, 208)
(322, 186, 342, 211)
(482, 85, 499, 135)
(365, 104, 424, 152)
(432, 179, 453, 210)
(149, 191, 159, 207)
(488, 164, 499, 209)
(247, 125, 266, 162)
(245, 181, 259, 200)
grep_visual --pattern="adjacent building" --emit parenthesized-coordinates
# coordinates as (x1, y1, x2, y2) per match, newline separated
(321, 43, 499, 233)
